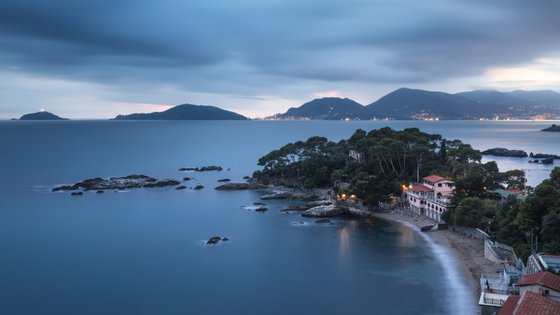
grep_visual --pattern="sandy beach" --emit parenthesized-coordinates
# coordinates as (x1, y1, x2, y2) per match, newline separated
(372, 210, 501, 307)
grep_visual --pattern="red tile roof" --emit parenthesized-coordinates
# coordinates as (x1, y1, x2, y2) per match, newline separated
(498, 295, 520, 315)
(410, 185, 433, 192)
(515, 271, 560, 292)
(423, 175, 446, 183)
(498, 291, 560, 315)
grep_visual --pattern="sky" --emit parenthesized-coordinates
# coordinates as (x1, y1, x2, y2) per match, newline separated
(1, 0, 560, 119)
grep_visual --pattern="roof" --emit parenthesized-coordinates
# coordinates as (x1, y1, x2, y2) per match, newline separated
(499, 295, 520, 315)
(422, 175, 446, 183)
(410, 185, 433, 192)
(488, 189, 526, 201)
(514, 272, 560, 292)
(498, 292, 560, 315)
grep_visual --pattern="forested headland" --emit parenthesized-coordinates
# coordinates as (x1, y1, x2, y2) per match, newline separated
(253, 127, 560, 259)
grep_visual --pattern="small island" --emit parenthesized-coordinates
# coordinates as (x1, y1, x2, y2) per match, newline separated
(542, 124, 560, 132)
(18, 111, 68, 120)
(113, 104, 248, 120)
(481, 147, 528, 157)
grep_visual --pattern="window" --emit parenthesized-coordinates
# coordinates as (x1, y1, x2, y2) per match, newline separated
(438, 183, 442, 187)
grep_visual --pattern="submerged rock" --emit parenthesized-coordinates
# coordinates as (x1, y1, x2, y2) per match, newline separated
(217, 178, 231, 182)
(175, 185, 187, 190)
(71, 191, 83, 196)
(194, 185, 204, 190)
(96, 190, 104, 194)
(183, 177, 193, 181)
(315, 218, 332, 224)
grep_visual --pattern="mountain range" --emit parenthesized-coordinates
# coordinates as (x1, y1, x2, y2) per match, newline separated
(13, 88, 560, 121)
(272, 88, 560, 120)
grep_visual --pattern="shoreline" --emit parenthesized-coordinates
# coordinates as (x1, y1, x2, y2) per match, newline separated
(372, 210, 501, 314)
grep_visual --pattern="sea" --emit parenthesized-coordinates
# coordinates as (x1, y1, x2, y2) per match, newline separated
(0, 120, 558, 315)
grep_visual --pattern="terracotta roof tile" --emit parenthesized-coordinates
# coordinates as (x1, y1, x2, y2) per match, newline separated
(410, 185, 433, 192)
(515, 271, 560, 292)
(499, 291, 560, 315)
(498, 295, 520, 315)
(422, 175, 446, 183)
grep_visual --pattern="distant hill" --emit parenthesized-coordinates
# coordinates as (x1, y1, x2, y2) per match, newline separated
(457, 90, 560, 107)
(19, 111, 68, 120)
(114, 104, 248, 120)
(271, 97, 365, 120)
(455, 90, 529, 107)
(364, 88, 498, 120)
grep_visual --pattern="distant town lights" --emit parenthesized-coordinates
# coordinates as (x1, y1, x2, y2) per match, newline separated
(40, 108, 45, 112)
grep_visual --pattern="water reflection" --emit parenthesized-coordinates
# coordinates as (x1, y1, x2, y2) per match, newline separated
(397, 224, 416, 248)
(338, 221, 359, 262)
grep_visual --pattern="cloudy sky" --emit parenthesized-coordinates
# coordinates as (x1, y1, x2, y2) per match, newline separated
(1, 0, 559, 118)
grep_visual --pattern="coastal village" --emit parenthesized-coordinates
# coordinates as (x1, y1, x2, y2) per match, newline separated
(396, 174, 560, 315)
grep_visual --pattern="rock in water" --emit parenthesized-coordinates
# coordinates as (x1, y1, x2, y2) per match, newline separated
(52, 174, 180, 192)
(217, 178, 231, 182)
(542, 124, 560, 132)
(255, 206, 268, 212)
(71, 192, 83, 196)
(194, 185, 204, 190)
(315, 218, 332, 224)
(175, 185, 187, 190)
(302, 204, 343, 218)
(207, 236, 221, 245)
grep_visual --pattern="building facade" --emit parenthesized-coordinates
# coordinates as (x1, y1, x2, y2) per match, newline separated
(406, 175, 454, 222)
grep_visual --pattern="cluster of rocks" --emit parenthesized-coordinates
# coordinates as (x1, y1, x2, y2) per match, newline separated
(179, 166, 223, 172)
(529, 158, 554, 165)
(52, 175, 181, 193)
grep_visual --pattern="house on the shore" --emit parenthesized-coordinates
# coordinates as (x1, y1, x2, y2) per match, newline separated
(526, 253, 560, 275)
(405, 175, 454, 222)
(514, 271, 560, 299)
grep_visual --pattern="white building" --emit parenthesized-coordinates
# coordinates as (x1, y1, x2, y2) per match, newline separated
(406, 175, 454, 222)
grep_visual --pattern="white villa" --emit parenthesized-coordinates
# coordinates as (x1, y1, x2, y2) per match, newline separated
(406, 175, 454, 222)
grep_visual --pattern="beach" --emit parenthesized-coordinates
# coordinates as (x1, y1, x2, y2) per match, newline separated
(373, 210, 501, 308)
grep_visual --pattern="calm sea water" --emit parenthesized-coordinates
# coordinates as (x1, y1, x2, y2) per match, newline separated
(1, 120, 558, 315)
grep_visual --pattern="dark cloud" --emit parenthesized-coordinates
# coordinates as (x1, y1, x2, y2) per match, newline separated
(0, 0, 559, 117)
